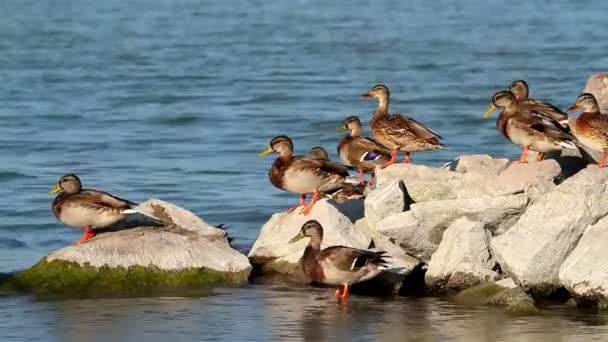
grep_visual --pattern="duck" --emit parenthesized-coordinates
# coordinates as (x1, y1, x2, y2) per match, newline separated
(361, 84, 446, 166)
(289, 220, 388, 299)
(509, 80, 568, 125)
(337, 115, 392, 184)
(566, 93, 608, 167)
(307, 146, 329, 160)
(483, 90, 577, 163)
(48, 173, 138, 244)
(258, 136, 353, 215)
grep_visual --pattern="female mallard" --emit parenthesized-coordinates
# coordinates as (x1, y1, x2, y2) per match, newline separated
(307, 146, 329, 160)
(337, 115, 392, 184)
(289, 220, 387, 299)
(566, 93, 608, 167)
(49, 174, 138, 244)
(483, 90, 577, 163)
(361, 84, 446, 166)
(258, 136, 352, 215)
(509, 80, 568, 124)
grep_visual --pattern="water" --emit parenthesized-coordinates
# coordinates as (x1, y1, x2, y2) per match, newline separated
(1, 0, 608, 340)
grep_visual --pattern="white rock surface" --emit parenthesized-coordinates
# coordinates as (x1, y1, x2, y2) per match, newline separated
(492, 167, 608, 293)
(46, 199, 251, 279)
(494, 278, 518, 289)
(375, 164, 462, 202)
(364, 180, 406, 231)
(378, 194, 528, 261)
(559, 215, 608, 307)
(425, 218, 498, 292)
(443, 154, 510, 176)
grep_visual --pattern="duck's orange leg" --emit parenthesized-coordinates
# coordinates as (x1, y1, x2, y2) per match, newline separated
(77, 226, 96, 244)
(358, 169, 366, 185)
(514, 145, 530, 164)
(288, 194, 307, 213)
(334, 286, 342, 298)
(600, 153, 607, 168)
(300, 192, 319, 215)
(341, 284, 350, 299)
(368, 175, 375, 186)
(535, 152, 543, 162)
(401, 152, 411, 163)
(381, 150, 398, 168)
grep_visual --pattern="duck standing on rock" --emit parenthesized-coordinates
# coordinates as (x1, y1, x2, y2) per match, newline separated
(49, 173, 138, 244)
(289, 220, 388, 299)
(337, 115, 392, 185)
(258, 136, 354, 215)
(567, 93, 608, 167)
(483, 90, 578, 163)
(361, 84, 446, 167)
(509, 80, 568, 125)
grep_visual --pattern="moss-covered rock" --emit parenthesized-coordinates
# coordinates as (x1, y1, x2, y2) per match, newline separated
(9, 259, 249, 298)
(453, 281, 540, 316)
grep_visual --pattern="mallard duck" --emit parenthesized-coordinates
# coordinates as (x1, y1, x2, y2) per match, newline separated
(361, 84, 446, 166)
(483, 90, 577, 163)
(258, 136, 352, 215)
(48, 174, 138, 244)
(337, 115, 392, 184)
(509, 80, 568, 124)
(566, 93, 608, 167)
(289, 220, 388, 299)
(307, 146, 329, 160)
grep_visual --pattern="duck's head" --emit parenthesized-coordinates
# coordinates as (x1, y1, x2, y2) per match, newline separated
(361, 84, 390, 101)
(567, 93, 599, 114)
(308, 146, 328, 160)
(509, 80, 529, 102)
(289, 220, 323, 243)
(337, 115, 362, 134)
(258, 135, 294, 159)
(49, 173, 82, 195)
(483, 91, 517, 118)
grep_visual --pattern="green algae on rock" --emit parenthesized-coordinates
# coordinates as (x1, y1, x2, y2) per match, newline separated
(453, 281, 540, 316)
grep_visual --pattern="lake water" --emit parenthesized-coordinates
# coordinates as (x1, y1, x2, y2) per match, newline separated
(2, 0, 608, 340)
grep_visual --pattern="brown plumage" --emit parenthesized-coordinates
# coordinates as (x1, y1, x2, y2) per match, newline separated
(49, 174, 137, 244)
(289, 220, 388, 299)
(307, 146, 329, 160)
(509, 80, 568, 124)
(484, 90, 577, 163)
(361, 84, 446, 167)
(567, 93, 608, 167)
(337, 115, 391, 184)
(258, 136, 354, 215)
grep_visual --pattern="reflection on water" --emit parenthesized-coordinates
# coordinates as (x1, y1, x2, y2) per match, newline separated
(2, 286, 608, 342)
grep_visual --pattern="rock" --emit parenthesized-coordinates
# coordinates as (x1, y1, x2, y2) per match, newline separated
(494, 277, 518, 289)
(364, 180, 407, 231)
(583, 72, 608, 114)
(492, 167, 608, 295)
(425, 218, 498, 293)
(378, 194, 528, 261)
(443, 154, 510, 176)
(559, 215, 608, 308)
(375, 164, 462, 202)
(454, 282, 539, 316)
(12, 199, 252, 296)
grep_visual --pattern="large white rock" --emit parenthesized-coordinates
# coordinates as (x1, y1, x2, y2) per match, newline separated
(374, 164, 462, 202)
(443, 154, 510, 176)
(492, 167, 608, 294)
(378, 194, 528, 261)
(559, 215, 608, 307)
(425, 218, 498, 292)
(364, 180, 407, 231)
(45, 199, 251, 280)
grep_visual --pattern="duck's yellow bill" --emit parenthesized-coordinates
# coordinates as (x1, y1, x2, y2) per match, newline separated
(48, 184, 61, 194)
(482, 104, 497, 118)
(336, 125, 348, 133)
(289, 231, 305, 243)
(257, 146, 273, 160)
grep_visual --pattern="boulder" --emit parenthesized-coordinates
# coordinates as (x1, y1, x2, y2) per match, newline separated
(364, 180, 407, 231)
(559, 215, 608, 308)
(583, 72, 608, 114)
(378, 194, 528, 261)
(454, 281, 539, 316)
(425, 218, 498, 293)
(443, 154, 510, 176)
(492, 167, 608, 295)
(12, 199, 252, 296)
(374, 164, 462, 202)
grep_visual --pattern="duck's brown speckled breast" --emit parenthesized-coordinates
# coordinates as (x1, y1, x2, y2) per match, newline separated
(51, 193, 67, 220)
(302, 245, 325, 283)
(269, 156, 290, 190)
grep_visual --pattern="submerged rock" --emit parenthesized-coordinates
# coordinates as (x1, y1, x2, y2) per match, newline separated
(12, 199, 252, 296)
(491, 167, 608, 295)
(453, 281, 539, 316)
(425, 218, 498, 293)
(559, 215, 608, 308)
